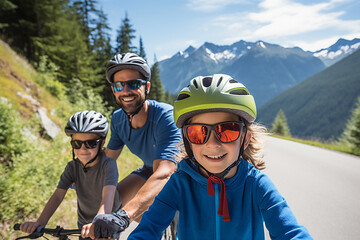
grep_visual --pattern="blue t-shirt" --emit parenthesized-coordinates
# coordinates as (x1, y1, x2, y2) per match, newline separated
(107, 100, 182, 167)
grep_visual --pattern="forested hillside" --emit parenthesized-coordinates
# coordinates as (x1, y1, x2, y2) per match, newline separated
(0, 38, 78, 239)
(257, 49, 360, 140)
(0, 0, 170, 107)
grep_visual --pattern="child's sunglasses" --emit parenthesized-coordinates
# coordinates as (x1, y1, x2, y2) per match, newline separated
(112, 79, 147, 92)
(184, 121, 245, 144)
(70, 139, 102, 149)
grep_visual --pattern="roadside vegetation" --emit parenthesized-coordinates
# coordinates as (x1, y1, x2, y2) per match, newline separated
(270, 134, 358, 156)
(269, 104, 360, 157)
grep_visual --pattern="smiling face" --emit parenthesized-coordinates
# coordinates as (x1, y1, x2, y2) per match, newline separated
(72, 133, 103, 167)
(112, 69, 150, 114)
(189, 112, 245, 178)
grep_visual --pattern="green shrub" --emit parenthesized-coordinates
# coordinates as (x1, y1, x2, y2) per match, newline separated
(36, 55, 66, 99)
(341, 96, 360, 154)
(0, 100, 69, 225)
(67, 78, 113, 118)
(271, 109, 291, 137)
(0, 100, 29, 165)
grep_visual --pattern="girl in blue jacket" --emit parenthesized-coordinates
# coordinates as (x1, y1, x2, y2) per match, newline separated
(128, 74, 312, 240)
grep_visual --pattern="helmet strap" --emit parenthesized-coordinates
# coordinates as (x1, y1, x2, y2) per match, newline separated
(120, 83, 148, 142)
(125, 100, 144, 141)
(73, 139, 104, 172)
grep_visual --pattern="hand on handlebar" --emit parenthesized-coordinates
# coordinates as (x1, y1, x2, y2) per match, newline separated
(81, 223, 93, 239)
(19, 222, 42, 234)
(91, 209, 130, 239)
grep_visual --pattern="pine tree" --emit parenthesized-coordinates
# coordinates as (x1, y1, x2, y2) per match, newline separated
(91, 7, 112, 67)
(31, 0, 95, 86)
(0, 0, 17, 30)
(164, 90, 175, 105)
(0, 0, 38, 60)
(271, 109, 291, 136)
(72, 0, 99, 48)
(92, 8, 115, 107)
(341, 97, 360, 151)
(115, 12, 136, 54)
(1, 1, 113, 109)
(138, 36, 147, 61)
(148, 55, 165, 102)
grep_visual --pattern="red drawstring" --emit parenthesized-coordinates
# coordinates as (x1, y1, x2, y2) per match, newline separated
(207, 175, 230, 221)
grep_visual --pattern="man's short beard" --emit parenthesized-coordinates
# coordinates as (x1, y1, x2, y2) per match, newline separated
(116, 94, 145, 115)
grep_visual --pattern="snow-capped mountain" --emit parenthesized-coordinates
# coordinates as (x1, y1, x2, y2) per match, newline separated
(311, 38, 360, 66)
(173, 45, 196, 59)
(158, 40, 325, 106)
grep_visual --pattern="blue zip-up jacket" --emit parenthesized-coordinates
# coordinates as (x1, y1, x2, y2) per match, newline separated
(128, 158, 312, 240)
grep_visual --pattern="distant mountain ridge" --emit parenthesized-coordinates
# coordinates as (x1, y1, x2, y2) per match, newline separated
(257, 48, 360, 140)
(310, 38, 360, 66)
(159, 40, 325, 106)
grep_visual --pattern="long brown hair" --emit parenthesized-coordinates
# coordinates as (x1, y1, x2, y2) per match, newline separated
(242, 122, 267, 170)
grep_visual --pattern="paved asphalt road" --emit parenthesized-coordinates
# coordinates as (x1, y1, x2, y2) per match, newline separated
(263, 136, 360, 240)
(121, 136, 360, 239)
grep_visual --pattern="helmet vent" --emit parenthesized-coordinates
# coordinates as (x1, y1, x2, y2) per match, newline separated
(216, 76, 223, 87)
(193, 79, 198, 88)
(229, 89, 249, 95)
(132, 60, 145, 64)
(202, 77, 212, 87)
(229, 79, 238, 84)
(177, 93, 190, 101)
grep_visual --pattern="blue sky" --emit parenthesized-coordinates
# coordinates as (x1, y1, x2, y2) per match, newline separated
(100, 0, 360, 65)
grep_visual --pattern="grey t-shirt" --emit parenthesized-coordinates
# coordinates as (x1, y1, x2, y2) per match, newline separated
(57, 154, 121, 225)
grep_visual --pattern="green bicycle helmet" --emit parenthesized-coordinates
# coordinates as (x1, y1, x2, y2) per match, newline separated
(174, 74, 256, 128)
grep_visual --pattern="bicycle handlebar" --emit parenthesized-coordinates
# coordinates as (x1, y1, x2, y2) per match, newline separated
(14, 223, 81, 239)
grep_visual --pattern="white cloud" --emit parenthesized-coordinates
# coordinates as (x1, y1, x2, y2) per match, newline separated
(186, 0, 248, 12)
(247, 0, 352, 38)
(210, 0, 360, 48)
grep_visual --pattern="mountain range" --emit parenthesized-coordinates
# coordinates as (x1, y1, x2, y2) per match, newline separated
(159, 38, 360, 107)
(257, 48, 360, 140)
(310, 38, 360, 66)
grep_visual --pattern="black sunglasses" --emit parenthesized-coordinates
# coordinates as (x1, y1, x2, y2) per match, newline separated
(70, 139, 102, 149)
(112, 79, 147, 92)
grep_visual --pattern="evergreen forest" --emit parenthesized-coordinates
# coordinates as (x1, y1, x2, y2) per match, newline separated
(0, 0, 173, 109)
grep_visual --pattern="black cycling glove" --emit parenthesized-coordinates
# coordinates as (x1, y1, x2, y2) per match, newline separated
(92, 209, 130, 239)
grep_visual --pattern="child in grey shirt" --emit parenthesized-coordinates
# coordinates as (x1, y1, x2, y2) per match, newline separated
(19, 110, 120, 239)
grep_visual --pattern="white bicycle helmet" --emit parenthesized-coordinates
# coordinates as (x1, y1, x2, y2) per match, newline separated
(105, 53, 151, 83)
(65, 110, 108, 138)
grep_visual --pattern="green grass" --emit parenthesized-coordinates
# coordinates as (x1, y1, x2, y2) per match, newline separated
(271, 134, 359, 156)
